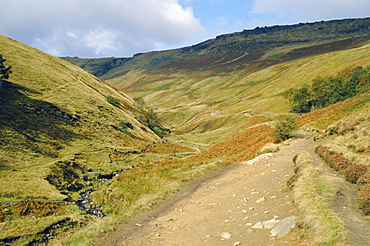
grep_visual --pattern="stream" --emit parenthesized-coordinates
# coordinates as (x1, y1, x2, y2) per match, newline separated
(75, 140, 166, 218)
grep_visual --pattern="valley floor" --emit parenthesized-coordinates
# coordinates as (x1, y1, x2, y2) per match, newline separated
(92, 133, 370, 246)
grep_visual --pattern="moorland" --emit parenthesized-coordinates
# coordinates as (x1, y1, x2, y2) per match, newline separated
(1, 17, 370, 245)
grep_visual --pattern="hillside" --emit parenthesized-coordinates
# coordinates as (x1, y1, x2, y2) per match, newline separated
(1, 17, 370, 245)
(64, 18, 370, 145)
(0, 35, 169, 244)
(64, 18, 370, 79)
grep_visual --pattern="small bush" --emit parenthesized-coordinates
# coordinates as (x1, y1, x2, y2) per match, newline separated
(273, 116, 298, 142)
(359, 184, 370, 215)
(118, 121, 128, 133)
(343, 164, 368, 183)
(45, 161, 86, 192)
(107, 96, 121, 107)
(258, 143, 279, 155)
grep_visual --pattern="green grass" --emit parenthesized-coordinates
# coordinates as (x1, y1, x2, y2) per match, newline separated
(0, 34, 161, 244)
(107, 41, 370, 137)
(293, 151, 347, 245)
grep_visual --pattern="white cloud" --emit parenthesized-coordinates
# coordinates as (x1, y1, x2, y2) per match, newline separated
(0, 0, 204, 57)
(83, 28, 121, 56)
(1, 0, 368, 57)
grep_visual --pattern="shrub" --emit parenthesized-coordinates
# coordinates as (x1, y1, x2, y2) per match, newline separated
(107, 96, 121, 107)
(273, 116, 298, 142)
(359, 184, 370, 215)
(0, 54, 12, 87)
(343, 164, 368, 184)
(45, 161, 86, 192)
(118, 121, 128, 133)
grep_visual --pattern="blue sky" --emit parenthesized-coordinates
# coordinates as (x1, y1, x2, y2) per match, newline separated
(0, 0, 369, 58)
(180, 0, 253, 32)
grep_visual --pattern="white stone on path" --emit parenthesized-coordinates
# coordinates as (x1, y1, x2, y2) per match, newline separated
(262, 218, 280, 229)
(245, 153, 274, 165)
(270, 216, 297, 238)
(220, 232, 232, 240)
(256, 197, 266, 203)
(252, 222, 264, 229)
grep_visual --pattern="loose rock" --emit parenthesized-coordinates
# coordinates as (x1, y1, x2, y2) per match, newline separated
(256, 197, 266, 203)
(220, 231, 232, 240)
(262, 218, 280, 229)
(252, 222, 263, 229)
(270, 216, 296, 238)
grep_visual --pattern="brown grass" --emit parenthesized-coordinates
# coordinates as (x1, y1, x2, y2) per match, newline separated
(189, 124, 274, 162)
(316, 145, 370, 214)
(299, 92, 370, 129)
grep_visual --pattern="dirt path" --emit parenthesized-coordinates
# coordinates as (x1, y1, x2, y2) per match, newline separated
(92, 135, 370, 246)
(307, 143, 370, 246)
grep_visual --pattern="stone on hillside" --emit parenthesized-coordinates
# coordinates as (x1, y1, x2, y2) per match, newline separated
(220, 232, 232, 240)
(256, 197, 266, 203)
(252, 222, 263, 229)
(270, 216, 296, 238)
(245, 153, 274, 165)
(262, 218, 280, 229)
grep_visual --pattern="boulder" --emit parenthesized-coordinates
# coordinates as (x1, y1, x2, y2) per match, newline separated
(270, 216, 296, 238)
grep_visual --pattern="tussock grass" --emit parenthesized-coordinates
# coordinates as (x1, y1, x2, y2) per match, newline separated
(47, 217, 108, 246)
(324, 110, 370, 166)
(292, 151, 347, 245)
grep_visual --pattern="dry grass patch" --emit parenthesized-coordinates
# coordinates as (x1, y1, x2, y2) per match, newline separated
(300, 92, 370, 129)
(292, 151, 347, 245)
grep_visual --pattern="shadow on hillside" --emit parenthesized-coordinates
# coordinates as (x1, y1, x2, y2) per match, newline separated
(0, 81, 87, 157)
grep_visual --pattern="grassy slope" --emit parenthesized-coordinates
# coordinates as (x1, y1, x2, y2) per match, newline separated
(61, 18, 370, 145)
(67, 18, 370, 80)
(0, 35, 163, 243)
(0, 35, 161, 198)
(107, 41, 370, 145)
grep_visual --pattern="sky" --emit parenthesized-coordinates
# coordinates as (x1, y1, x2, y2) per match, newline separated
(0, 0, 369, 58)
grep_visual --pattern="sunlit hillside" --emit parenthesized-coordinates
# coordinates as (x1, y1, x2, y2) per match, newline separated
(99, 18, 370, 145)
(1, 17, 370, 245)
(64, 18, 370, 144)
(0, 35, 164, 244)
